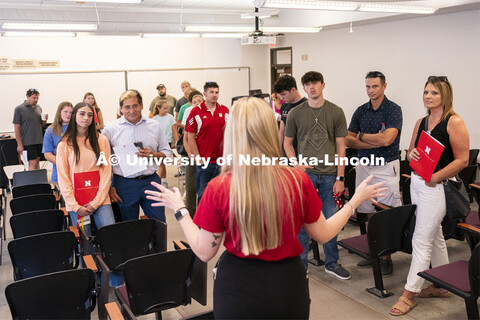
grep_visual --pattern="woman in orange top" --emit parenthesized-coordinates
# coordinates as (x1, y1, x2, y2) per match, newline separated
(57, 102, 115, 235)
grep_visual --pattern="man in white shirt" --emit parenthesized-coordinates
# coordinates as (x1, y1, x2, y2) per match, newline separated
(103, 89, 172, 222)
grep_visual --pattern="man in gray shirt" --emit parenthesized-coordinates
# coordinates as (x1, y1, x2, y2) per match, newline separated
(148, 84, 177, 118)
(13, 88, 47, 170)
(284, 71, 350, 280)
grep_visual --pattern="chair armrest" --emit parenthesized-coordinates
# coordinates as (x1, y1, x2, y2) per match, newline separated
(97, 254, 112, 273)
(458, 222, 480, 237)
(402, 174, 411, 179)
(105, 302, 124, 320)
(173, 239, 187, 249)
(469, 183, 480, 190)
(69, 226, 80, 238)
(373, 202, 391, 211)
(83, 255, 99, 272)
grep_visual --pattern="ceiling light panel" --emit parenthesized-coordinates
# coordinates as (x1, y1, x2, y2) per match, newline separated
(2, 23, 98, 31)
(201, 33, 246, 38)
(2, 31, 76, 37)
(358, 4, 437, 14)
(141, 33, 200, 38)
(264, 0, 358, 11)
(59, 0, 143, 3)
(264, 26, 321, 33)
(185, 26, 254, 33)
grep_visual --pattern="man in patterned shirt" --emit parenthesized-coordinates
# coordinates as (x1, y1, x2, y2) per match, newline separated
(346, 71, 403, 276)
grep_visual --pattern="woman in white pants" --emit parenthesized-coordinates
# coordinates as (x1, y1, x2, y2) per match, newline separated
(390, 76, 469, 316)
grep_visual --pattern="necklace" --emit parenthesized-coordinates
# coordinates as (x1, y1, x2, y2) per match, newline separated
(309, 106, 322, 124)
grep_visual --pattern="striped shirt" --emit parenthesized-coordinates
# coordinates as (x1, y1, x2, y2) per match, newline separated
(102, 116, 172, 177)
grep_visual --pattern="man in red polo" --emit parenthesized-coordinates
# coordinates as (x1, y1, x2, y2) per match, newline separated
(185, 81, 229, 204)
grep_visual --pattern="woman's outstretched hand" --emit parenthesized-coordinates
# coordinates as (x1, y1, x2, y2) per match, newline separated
(145, 181, 186, 212)
(353, 175, 388, 204)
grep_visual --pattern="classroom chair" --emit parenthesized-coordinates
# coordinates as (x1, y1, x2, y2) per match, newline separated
(338, 204, 417, 298)
(418, 242, 480, 320)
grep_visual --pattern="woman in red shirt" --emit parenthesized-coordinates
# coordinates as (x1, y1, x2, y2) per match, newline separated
(146, 97, 385, 319)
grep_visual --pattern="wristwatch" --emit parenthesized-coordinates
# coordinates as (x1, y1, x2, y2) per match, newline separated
(174, 207, 189, 221)
(336, 176, 345, 182)
(358, 132, 364, 141)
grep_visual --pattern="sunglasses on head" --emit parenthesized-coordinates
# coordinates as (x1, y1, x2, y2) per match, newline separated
(428, 76, 449, 83)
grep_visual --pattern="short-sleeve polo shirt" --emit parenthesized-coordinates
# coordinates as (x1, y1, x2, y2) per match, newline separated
(185, 102, 229, 163)
(348, 96, 402, 163)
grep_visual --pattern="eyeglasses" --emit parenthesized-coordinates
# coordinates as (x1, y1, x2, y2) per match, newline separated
(428, 76, 449, 83)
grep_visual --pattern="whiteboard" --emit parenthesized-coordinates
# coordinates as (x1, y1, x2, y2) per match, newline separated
(0, 66, 250, 134)
(126, 67, 250, 115)
(0, 71, 126, 132)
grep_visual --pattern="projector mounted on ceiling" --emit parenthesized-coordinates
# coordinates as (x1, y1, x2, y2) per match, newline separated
(241, 1, 275, 46)
(241, 34, 276, 45)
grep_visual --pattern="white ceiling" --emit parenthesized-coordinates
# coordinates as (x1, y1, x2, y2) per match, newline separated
(0, 0, 479, 35)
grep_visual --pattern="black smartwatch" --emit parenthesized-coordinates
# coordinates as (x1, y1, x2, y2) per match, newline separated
(336, 176, 345, 182)
(174, 207, 189, 221)
(359, 132, 364, 141)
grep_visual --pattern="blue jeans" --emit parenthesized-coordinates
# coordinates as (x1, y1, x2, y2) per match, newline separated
(195, 163, 219, 204)
(69, 204, 116, 236)
(300, 173, 338, 269)
(114, 174, 165, 222)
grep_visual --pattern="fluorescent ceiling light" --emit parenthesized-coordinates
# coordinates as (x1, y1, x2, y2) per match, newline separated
(264, 26, 321, 33)
(358, 4, 437, 14)
(141, 33, 200, 38)
(186, 25, 320, 33)
(185, 26, 253, 33)
(201, 33, 245, 38)
(2, 31, 76, 37)
(264, 0, 357, 11)
(60, 0, 143, 3)
(241, 12, 272, 19)
(2, 22, 98, 31)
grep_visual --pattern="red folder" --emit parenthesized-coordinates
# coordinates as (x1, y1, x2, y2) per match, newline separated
(409, 131, 445, 182)
(74, 171, 100, 206)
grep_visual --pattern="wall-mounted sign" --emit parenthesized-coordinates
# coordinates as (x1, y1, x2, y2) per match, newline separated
(38, 60, 60, 68)
(0, 57, 60, 71)
(0, 57, 12, 71)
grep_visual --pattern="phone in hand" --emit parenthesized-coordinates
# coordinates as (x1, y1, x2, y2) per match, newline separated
(134, 142, 144, 149)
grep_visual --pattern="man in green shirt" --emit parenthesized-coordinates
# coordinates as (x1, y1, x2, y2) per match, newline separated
(149, 84, 177, 118)
(284, 71, 350, 280)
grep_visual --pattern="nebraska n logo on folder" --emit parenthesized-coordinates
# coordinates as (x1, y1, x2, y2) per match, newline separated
(74, 171, 100, 206)
(409, 131, 444, 183)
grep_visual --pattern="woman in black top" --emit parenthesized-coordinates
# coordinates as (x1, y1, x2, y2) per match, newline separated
(390, 76, 469, 316)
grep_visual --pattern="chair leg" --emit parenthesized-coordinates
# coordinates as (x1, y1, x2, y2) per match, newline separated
(366, 257, 393, 298)
(465, 297, 479, 320)
(356, 212, 368, 235)
(155, 312, 163, 320)
(308, 240, 325, 266)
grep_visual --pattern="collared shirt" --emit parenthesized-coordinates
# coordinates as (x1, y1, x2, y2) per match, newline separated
(102, 116, 173, 177)
(12, 101, 43, 145)
(185, 102, 229, 162)
(348, 96, 402, 163)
